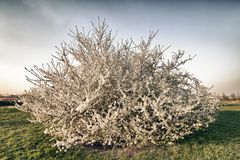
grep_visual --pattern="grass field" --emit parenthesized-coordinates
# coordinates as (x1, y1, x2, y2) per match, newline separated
(1, 103, 240, 159)
(221, 101, 240, 111)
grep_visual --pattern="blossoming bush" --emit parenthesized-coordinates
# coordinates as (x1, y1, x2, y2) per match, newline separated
(19, 20, 218, 150)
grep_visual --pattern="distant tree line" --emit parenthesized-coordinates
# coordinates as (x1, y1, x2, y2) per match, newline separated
(0, 95, 22, 106)
(218, 93, 240, 101)
(0, 100, 15, 106)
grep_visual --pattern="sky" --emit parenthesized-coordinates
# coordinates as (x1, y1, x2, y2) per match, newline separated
(0, 0, 239, 95)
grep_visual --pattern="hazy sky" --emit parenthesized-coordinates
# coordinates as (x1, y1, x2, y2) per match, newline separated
(0, 0, 240, 95)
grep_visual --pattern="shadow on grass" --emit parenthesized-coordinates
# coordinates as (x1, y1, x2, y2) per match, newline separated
(179, 111, 240, 145)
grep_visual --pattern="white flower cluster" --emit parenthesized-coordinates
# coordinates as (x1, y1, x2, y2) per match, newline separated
(19, 20, 218, 150)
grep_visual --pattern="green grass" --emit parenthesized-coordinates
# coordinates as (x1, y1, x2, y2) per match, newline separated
(221, 102, 240, 111)
(1, 107, 240, 159)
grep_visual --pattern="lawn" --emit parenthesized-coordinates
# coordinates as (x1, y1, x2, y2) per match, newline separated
(221, 101, 240, 111)
(1, 103, 240, 160)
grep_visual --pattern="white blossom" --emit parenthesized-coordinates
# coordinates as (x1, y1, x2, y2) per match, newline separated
(18, 20, 219, 150)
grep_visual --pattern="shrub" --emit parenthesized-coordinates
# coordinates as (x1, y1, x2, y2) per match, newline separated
(18, 20, 218, 150)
